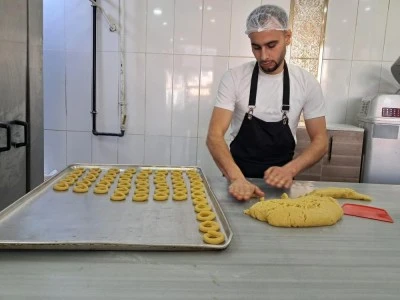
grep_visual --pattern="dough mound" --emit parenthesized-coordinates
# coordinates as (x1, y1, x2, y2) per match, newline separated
(244, 195, 343, 228)
(306, 187, 372, 201)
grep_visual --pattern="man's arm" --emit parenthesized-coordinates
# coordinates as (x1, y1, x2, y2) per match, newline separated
(206, 107, 264, 200)
(264, 116, 328, 188)
(206, 107, 243, 181)
(286, 116, 328, 175)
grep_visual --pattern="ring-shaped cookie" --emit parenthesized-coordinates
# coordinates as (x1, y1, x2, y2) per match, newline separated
(194, 203, 212, 212)
(155, 187, 169, 194)
(108, 168, 120, 174)
(84, 174, 98, 182)
(71, 169, 84, 177)
(196, 211, 216, 221)
(153, 192, 169, 201)
(73, 183, 89, 193)
(153, 178, 167, 184)
(140, 169, 152, 174)
(192, 197, 208, 206)
(136, 175, 149, 181)
(79, 179, 92, 187)
(199, 221, 220, 233)
(115, 186, 130, 195)
(190, 185, 204, 192)
(120, 173, 133, 179)
(97, 181, 111, 188)
(190, 181, 204, 188)
(101, 175, 115, 182)
(132, 192, 148, 202)
(155, 182, 169, 189)
(53, 181, 69, 191)
(172, 178, 185, 185)
(110, 191, 126, 201)
(135, 187, 149, 194)
(90, 167, 102, 173)
(94, 185, 109, 194)
(203, 231, 224, 245)
(191, 191, 206, 198)
(62, 177, 76, 186)
(173, 187, 187, 194)
(173, 192, 187, 201)
(125, 167, 137, 173)
(117, 182, 131, 189)
(135, 178, 149, 184)
(172, 182, 186, 188)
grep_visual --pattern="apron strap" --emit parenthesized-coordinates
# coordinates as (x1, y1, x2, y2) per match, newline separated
(247, 61, 290, 123)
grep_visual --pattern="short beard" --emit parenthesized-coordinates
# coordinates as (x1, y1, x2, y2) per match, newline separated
(260, 50, 286, 74)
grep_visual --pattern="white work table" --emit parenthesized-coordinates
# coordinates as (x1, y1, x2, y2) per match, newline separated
(0, 178, 399, 299)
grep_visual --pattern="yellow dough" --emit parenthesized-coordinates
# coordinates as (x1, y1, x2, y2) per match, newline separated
(305, 187, 372, 201)
(244, 195, 343, 228)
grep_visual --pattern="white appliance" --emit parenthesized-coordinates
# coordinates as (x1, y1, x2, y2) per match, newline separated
(357, 57, 400, 184)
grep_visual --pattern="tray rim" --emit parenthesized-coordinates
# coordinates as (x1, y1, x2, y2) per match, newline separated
(0, 163, 233, 250)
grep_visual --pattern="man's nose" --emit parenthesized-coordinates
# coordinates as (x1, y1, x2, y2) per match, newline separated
(260, 48, 269, 61)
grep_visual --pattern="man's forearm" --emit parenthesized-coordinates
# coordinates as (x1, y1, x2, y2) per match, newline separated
(284, 133, 328, 177)
(206, 135, 245, 182)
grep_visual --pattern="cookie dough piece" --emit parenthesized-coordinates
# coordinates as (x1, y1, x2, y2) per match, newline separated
(307, 187, 372, 201)
(244, 195, 343, 227)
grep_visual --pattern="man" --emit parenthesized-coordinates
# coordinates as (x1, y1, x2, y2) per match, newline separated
(206, 5, 328, 201)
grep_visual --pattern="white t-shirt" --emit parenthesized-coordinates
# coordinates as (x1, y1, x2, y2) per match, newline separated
(215, 61, 326, 141)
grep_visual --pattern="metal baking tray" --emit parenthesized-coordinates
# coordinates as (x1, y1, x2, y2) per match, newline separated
(0, 164, 232, 250)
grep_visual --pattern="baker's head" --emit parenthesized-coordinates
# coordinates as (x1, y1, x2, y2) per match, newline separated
(246, 5, 291, 74)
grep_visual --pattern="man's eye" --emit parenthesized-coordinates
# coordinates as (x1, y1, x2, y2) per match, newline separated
(268, 43, 277, 48)
(252, 46, 261, 50)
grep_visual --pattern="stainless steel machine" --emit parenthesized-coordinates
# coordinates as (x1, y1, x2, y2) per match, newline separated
(358, 59, 400, 184)
(0, 0, 44, 210)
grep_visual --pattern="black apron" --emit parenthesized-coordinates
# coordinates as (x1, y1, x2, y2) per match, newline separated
(230, 61, 295, 178)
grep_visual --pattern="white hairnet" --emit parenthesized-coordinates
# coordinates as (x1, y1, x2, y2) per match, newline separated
(245, 5, 289, 35)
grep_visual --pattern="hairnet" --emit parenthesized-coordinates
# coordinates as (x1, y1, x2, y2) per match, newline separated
(245, 5, 289, 35)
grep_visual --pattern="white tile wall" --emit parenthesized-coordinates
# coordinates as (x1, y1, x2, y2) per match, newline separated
(145, 54, 173, 136)
(147, 0, 175, 54)
(125, 0, 147, 53)
(347, 61, 382, 124)
(43, 50, 66, 131)
(65, 0, 92, 53)
(323, 0, 358, 60)
(44, 0, 400, 177)
(43, 0, 64, 51)
(230, 0, 261, 57)
(92, 136, 118, 164)
(96, 0, 120, 53)
(66, 51, 92, 131)
(171, 55, 200, 137)
(352, 0, 389, 61)
(125, 52, 146, 134)
(198, 56, 229, 138)
(383, 0, 400, 62)
(144, 136, 171, 165)
(174, 0, 203, 55)
(67, 131, 92, 165)
(320, 60, 352, 124)
(201, 0, 232, 56)
(44, 130, 67, 174)
(171, 137, 197, 166)
(117, 134, 145, 164)
(95, 51, 120, 133)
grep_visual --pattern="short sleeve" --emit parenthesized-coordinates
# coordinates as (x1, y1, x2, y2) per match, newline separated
(302, 74, 326, 120)
(214, 70, 236, 111)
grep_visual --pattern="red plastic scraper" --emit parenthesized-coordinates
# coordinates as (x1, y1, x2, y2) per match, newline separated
(342, 204, 394, 223)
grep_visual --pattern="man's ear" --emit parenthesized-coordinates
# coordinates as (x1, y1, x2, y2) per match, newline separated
(284, 30, 292, 46)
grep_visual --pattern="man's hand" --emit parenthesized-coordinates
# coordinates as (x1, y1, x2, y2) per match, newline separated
(228, 178, 264, 201)
(264, 166, 295, 189)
